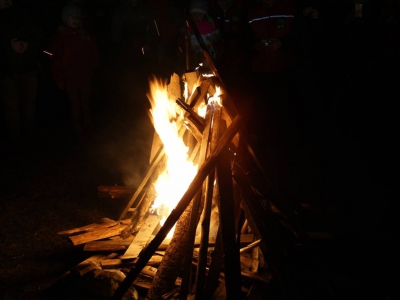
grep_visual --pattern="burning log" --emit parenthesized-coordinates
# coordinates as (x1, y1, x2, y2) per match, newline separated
(176, 98, 204, 132)
(180, 105, 214, 299)
(194, 104, 222, 299)
(213, 121, 242, 299)
(112, 115, 242, 300)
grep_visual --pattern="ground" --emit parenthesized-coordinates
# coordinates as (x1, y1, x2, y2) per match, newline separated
(0, 56, 397, 299)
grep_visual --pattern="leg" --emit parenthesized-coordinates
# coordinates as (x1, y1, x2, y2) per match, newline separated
(0, 75, 21, 141)
(79, 83, 92, 131)
(20, 71, 38, 140)
(65, 85, 81, 133)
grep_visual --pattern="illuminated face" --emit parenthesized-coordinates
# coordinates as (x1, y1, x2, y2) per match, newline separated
(0, 0, 13, 9)
(66, 15, 81, 28)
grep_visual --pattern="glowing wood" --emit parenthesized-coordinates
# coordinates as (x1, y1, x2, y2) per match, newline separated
(121, 214, 162, 260)
(68, 224, 128, 246)
(112, 115, 242, 300)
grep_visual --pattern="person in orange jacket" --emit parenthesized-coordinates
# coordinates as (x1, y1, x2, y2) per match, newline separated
(48, 2, 99, 136)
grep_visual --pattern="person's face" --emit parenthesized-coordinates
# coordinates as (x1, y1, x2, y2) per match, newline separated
(0, 0, 13, 9)
(66, 15, 81, 28)
(192, 12, 206, 22)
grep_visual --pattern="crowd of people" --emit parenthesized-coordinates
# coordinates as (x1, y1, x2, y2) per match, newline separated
(1, 0, 398, 149)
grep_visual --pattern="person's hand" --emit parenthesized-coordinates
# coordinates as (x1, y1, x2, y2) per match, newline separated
(11, 38, 28, 53)
(268, 38, 282, 51)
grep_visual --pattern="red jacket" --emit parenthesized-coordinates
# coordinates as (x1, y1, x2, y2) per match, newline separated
(49, 26, 99, 88)
(209, 0, 249, 68)
(248, 0, 297, 73)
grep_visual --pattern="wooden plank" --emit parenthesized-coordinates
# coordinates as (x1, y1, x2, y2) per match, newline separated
(57, 219, 119, 236)
(84, 236, 135, 252)
(101, 255, 163, 269)
(121, 215, 162, 260)
(72, 253, 119, 276)
(119, 147, 165, 220)
(68, 224, 128, 246)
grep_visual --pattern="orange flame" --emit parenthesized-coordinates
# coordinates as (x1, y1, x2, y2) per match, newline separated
(147, 77, 198, 236)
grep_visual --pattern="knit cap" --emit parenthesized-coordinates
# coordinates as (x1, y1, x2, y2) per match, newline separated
(189, 0, 209, 15)
(61, 2, 82, 23)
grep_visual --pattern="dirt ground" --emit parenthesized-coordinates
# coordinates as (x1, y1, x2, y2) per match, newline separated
(0, 61, 155, 299)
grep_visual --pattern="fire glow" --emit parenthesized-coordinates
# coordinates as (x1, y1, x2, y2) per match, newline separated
(147, 77, 198, 236)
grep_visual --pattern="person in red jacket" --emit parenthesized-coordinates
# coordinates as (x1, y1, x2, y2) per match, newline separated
(48, 2, 99, 136)
(209, 0, 251, 73)
(247, 0, 298, 74)
(247, 0, 303, 148)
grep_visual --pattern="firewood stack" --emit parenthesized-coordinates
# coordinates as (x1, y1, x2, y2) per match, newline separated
(57, 70, 306, 300)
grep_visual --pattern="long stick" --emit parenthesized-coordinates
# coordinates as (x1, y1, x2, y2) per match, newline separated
(180, 105, 213, 300)
(195, 105, 222, 299)
(112, 115, 242, 300)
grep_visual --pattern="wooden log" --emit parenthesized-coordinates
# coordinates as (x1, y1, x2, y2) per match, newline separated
(187, 85, 200, 107)
(98, 185, 135, 198)
(190, 79, 212, 112)
(195, 105, 222, 299)
(215, 119, 242, 299)
(204, 227, 223, 299)
(176, 98, 205, 131)
(68, 224, 128, 246)
(232, 164, 286, 282)
(145, 200, 195, 300)
(180, 106, 214, 299)
(112, 115, 242, 300)
(183, 70, 200, 97)
(184, 120, 203, 143)
(240, 239, 261, 253)
(57, 219, 119, 236)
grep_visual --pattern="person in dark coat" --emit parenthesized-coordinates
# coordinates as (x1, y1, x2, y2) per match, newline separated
(48, 2, 99, 136)
(0, 0, 44, 143)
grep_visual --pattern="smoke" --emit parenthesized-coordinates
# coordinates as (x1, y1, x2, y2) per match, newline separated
(91, 70, 155, 190)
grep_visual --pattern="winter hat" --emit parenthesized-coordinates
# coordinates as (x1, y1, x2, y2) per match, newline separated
(61, 2, 82, 23)
(189, 0, 209, 15)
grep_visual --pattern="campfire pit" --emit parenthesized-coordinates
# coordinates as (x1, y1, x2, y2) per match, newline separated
(57, 69, 305, 300)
